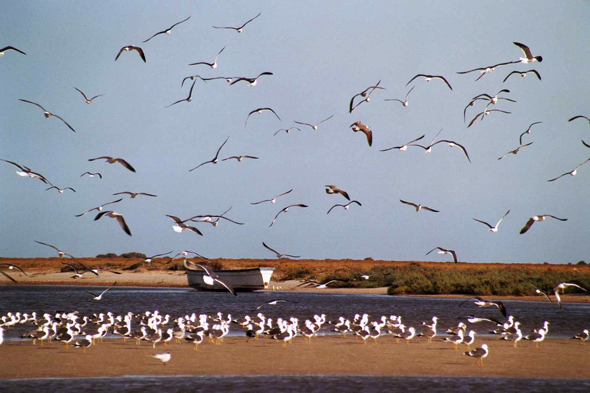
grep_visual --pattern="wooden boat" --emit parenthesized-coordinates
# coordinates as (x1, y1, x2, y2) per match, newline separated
(184, 259, 274, 292)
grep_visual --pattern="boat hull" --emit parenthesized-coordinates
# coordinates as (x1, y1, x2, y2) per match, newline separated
(185, 264, 274, 292)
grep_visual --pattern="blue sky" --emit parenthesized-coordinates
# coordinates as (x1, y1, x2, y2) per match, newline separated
(1, 1, 589, 263)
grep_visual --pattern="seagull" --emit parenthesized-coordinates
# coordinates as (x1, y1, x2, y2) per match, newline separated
(520, 215, 567, 234)
(166, 215, 203, 236)
(94, 211, 132, 236)
(113, 191, 157, 198)
(519, 122, 542, 145)
(503, 69, 542, 83)
(84, 283, 115, 300)
(142, 251, 173, 263)
(183, 206, 244, 226)
(527, 283, 554, 305)
(34, 240, 75, 258)
(327, 200, 362, 214)
(472, 89, 516, 106)
(384, 86, 415, 107)
(167, 250, 206, 264)
(231, 72, 273, 86)
(262, 242, 300, 259)
(270, 204, 308, 227)
(294, 115, 334, 130)
(0, 46, 26, 56)
(325, 185, 350, 200)
(349, 80, 384, 113)
(62, 262, 99, 279)
(75, 198, 123, 217)
(414, 128, 444, 153)
(88, 156, 136, 172)
(380, 135, 425, 152)
(298, 279, 346, 289)
(80, 172, 102, 179)
(457, 61, 517, 81)
(399, 199, 439, 213)
(513, 42, 543, 64)
(464, 343, 489, 366)
(498, 142, 534, 160)
(189, 46, 226, 68)
(459, 297, 507, 318)
(472, 210, 510, 232)
(195, 263, 237, 296)
(251, 299, 298, 312)
(46, 186, 76, 193)
(468, 108, 511, 128)
(143, 15, 191, 42)
(0, 159, 50, 184)
(427, 139, 471, 162)
(213, 12, 261, 33)
(0, 263, 28, 276)
(73, 87, 104, 105)
(189, 136, 229, 171)
(115, 45, 146, 62)
(152, 352, 172, 365)
(349, 121, 373, 146)
(426, 247, 457, 263)
(406, 74, 452, 91)
(251, 189, 293, 205)
(572, 330, 589, 345)
(222, 155, 259, 162)
(274, 127, 301, 136)
(582, 140, 590, 148)
(166, 79, 197, 108)
(568, 115, 590, 123)
(19, 99, 76, 132)
(547, 158, 590, 182)
(553, 282, 588, 310)
(245, 107, 280, 126)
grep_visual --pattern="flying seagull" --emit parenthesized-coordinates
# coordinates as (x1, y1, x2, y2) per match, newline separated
(553, 282, 588, 310)
(231, 72, 273, 86)
(384, 86, 415, 107)
(428, 139, 471, 162)
(251, 189, 293, 205)
(325, 185, 350, 200)
(519, 122, 542, 145)
(327, 200, 362, 215)
(468, 109, 511, 128)
(547, 158, 590, 182)
(183, 206, 244, 226)
(85, 283, 116, 301)
(459, 296, 507, 318)
(113, 191, 157, 198)
(380, 135, 425, 152)
(519, 215, 567, 234)
(457, 61, 516, 81)
(94, 211, 132, 236)
(75, 198, 123, 217)
(513, 42, 543, 63)
(213, 12, 261, 33)
(472, 210, 510, 232)
(0, 46, 26, 56)
(19, 99, 76, 132)
(0, 263, 28, 276)
(195, 263, 237, 296)
(294, 115, 334, 130)
(270, 204, 308, 227)
(166, 215, 203, 236)
(222, 155, 259, 162)
(251, 299, 299, 312)
(400, 199, 439, 213)
(527, 283, 554, 305)
(245, 107, 280, 126)
(143, 16, 191, 43)
(274, 127, 301, 136)
(498, 142, 534, 160)
(46, 185, 76, 193)
(426, 247, 458, 263)
(89, 156, 136, 172)
(115, 45, 146, 62)
(80, 172, 102, 179)
(350, 121, 373, 146)
(189, 136, 229, 171)
(262, 242, 300, 259)
(166, 79, 197, 108)
(189, 46, 226, 68)
(74, 87, 104, 104)
(568, 115, 589, 123)
(62, 262, 99, 279)
(34, 240, 74, 258)
(406, 74, 453, 91)
(0, 159, 50, 184)
(349, 80, 384, 113)
(503, 69, 541, 83)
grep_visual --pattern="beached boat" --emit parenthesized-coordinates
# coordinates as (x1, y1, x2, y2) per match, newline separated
(184, 259, 274, 292)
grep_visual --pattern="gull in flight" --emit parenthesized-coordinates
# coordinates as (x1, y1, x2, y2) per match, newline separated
(189, 136, 229, 171)
(349, 80, 384, 113)
(195, 263, 237, 296)
(503, 69, 541, 83)
(400, 199, 439, 213)
(270, 204, 308, 227)
(251, 189, 293, 205)
(519, 215, 567, 234)
(74, 87, 104, 104)
(498, 142, 534, 160)
(166, 215, 203, 236)
(519, 122, 542, 145)
(34, 240, 75, 258)
(245, 107, 280, 126)
(294, 115, 334, 130)
(94, 211, 132, 236)
(115, 45, 146, 62)
(406, 74, 453, 91)
(384, 86, 415, 107)
(327, 200, 362, 215)
(527, 283, 554, 305)
(468, 108, 511, 128)
(457, 61, 516, 81)
(262, 242, 300, 259)
(113, 191, 157, 198)
(251, 299, 299, 312)
(62, 262, 99, 279)
(553, 282, 588, 310)
(189, 46, 226, 69)
(222, 155, 259, 162)
(381, 135, 425, 152)
(547, 158, 590, 182)
(568, 115, 589, 123)
(75, 198, 123, 217)
(0, 263, 28, 277)
(459, 297, 507, 318)
(166, 79, 197, 108)
(274, 127, 301, 136)
(46, 185, 76, 193)
(88, 156, 136, 172)
(19, 99, 76, 132)
(416, 139, 471, 162)
(231, 72, 273, 86)
(472, 210, 510, 232)
(350, 121, 373, 146)
(80, 172, 102, 179)
(84, 283, 116, 300)
(1, 159, 50, 184)
(426, 247, 457, 263)
(143, 15, 191, 42)
(513, 42, 543, 64)
(0, 46, 26, 57)
(325, 185, 350, 200)
(213, 12, 261, 33)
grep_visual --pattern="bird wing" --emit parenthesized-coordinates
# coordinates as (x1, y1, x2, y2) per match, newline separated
(422, 206, 439, 213)
(115, 215, 132, 236)
(132, 46, 146, 62)
(0, 263, 27, 275)
(262, 242, 280, 257)
(327, 204, 344, 214)
(0, 269, 18, 283)
(433, 76, 453, 90)
(19, 99, 47, 111)
(34, 240, 61, 252)
(467, 112, 484, 128)
(1, 159, 26, 171)
(406, 74, 425, 86)
(294, 120, 314, 128)
(114, 158, 136, 172)
(214, 136, 230, 160)
(547, 172, 568, 182)
(317, 114, 334, 125)
(138, 193, 157, 197)
(400, 200, 418, 209)
(1, 46, 26, 55)
(519, 218, 535, 234)
(74, 87, 90, 101)
(189, 160, 212, 171)
(473, 218, 493, 229)
(94, 211, 109, 221)
(103, 198, 124, 208)
(513, 42, 533, 59)
(239, 12, 261, 29)
(214, 277, 237, 296)
(569, 115, 590, 122)
(545, 215, 567, 222)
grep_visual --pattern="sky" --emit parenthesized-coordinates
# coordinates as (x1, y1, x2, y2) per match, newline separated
(1, 1, 589, 264)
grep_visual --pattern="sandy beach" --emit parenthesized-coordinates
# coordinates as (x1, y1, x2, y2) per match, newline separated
(1, 336, 588, 380)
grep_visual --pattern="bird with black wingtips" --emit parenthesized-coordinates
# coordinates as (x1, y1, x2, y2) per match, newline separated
(519, 122, 542, 145)
(166, 79, 197, 108)
(231, 72, 273, 86)
(295, 114, 334, 130)
(472, 210, 510, 232)
(464, 343, 489, 366)
(0, 263, 28, 276)
(166, 215, 203, 236)
(189, 136, 229, 171)
(189, 46, 226, 69)
(513, 42, 543, 63)
(88, 156, 136, 172)
(143, 15, 191, 42)
(262, 242, 300, 259)
(1, 159, 51, 184)
(80, 172, 102, 179)
(0, 46, 26, 56)
(325, 185, 350, 200)
(195, 263, 237, 296)
(270, 204, 308, 227)
(34, 240, 76, 258)
(380, 135, 425, 152)
(19, 99, 76, 132)
(547, 158, 590, 182)
(400, 199, 439, 213)
(468, 108, 511, 128)
(426, 247, 457, 263)
(84, 283, 116, 300)
(245, 107, 280, 126)
(222, 155, 259, 162)
(75, 198, 123, 217)
(503, 69, 542, 83)
(115, 45, 146, 62)
(427, 139, 471, 162)
(406, 74, 452, 90)
(251, 299, 299, 312)
(74, 87, 104, 104)
(457, 61, 517, 81)
(327, 200, 362, 215)
(350, 80, 384, 113)
(568, 115, 589, 123)
(384, 86, 414, 107)
(553, 282, 588, 310)
(498, 142, 534, 160)
(213, 12, 261, 33)
(274, 127, 301, 136)
(527, 283, 555, 306)
(251, 189, 293, 205)
(94, 211, 132, 236)
(459, 296, 507, 318)
(350, 121, 372, 146)
(519, 215, 567, 234)
(62, 262, 98, 279)
(113, 191, 157, 198)
(46, 185, 76, 194)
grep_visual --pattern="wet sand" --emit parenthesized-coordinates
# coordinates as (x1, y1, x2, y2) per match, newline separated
(1, 336, 588, 380)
